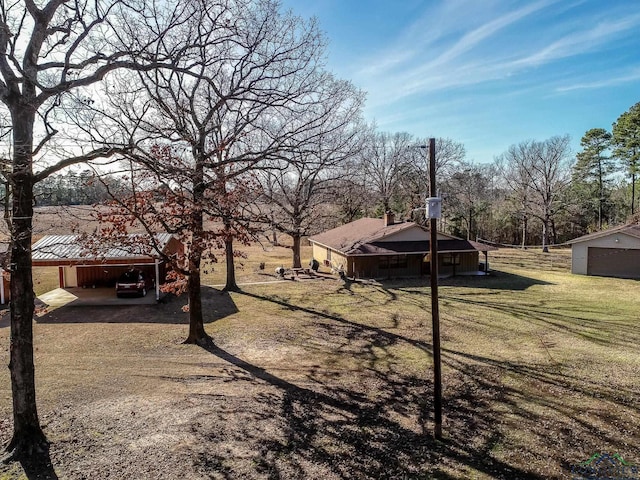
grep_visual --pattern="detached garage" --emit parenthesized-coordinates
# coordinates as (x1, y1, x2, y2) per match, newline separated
(569, 224, 640, 278)
(32, 233, 184, 300)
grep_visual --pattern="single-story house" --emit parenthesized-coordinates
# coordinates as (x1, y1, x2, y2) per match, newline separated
(31, 233, 184, 300)
(308, 212, 496, 279)
(568, 224, 640, 278)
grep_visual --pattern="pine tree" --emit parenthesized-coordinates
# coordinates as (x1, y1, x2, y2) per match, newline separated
(574, 128, 613, 229)
(612, 102, 640, 215)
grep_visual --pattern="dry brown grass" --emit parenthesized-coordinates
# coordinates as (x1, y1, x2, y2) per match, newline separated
(1, 225, 639, 479)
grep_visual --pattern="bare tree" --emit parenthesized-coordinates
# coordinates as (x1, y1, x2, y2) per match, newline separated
(333, 154, 371, 223)
(498, 136, 573, 251)
(402, 137, 466, 217)
(85, 0, 327, 343)
(0, 0, 191, 460)
(496, 154, 531, 247)
(362, 131, 414, 214)
(258, 77, 365, 268)
(435, 137, 467, 178)
(442, 163, 490, 240)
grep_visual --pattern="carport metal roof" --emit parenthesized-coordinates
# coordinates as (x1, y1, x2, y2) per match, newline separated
(32, 233, 175, 266)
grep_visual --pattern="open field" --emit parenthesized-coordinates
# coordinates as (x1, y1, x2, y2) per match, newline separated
(2, 246, 640, 479)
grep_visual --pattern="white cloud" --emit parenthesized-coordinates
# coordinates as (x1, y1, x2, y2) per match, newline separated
(430, 0, 553, 67)
(352, 1, 640, 109)
(556, 68, 640, 92)
(512, 14, 640, 68)
(353, 1, 556, 105)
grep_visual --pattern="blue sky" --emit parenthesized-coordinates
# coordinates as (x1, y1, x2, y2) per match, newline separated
(281, 0, 640, 163)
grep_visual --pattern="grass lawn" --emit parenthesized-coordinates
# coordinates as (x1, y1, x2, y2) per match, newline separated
(2, 246, 639, 479)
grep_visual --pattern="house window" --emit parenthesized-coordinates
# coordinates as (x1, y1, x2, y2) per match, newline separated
(391, 255, 408, 268)
(379, 255, 408, 269)
(327, 248, 332, 261)
(441, 254, 460, 266)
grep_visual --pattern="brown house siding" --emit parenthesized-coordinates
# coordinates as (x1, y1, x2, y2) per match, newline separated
(74, 263, 169, 288)
(351, 254, 423, 279)
(312, 247, 481, 280)
(352, 257, 378, 278)
(439, 252, 479, 276)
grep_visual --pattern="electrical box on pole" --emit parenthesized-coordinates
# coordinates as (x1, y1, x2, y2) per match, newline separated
(426, 197, 442, 219)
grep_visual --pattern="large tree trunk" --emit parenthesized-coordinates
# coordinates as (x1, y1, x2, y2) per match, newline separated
(292, 234, 302, 269)
(223, 235, 239, 292)
(598, 163, 604, 230)
(184, 160, 209, 345)
(270, 213, 278, 246)
(631, 171, 636, 215)
(185, 247, 208, 345)
(6, 108, 48, 458)
(542, 216, 550, 253)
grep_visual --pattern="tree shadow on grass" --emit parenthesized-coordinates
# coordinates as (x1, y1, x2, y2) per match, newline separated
(441, 291, 640, 350)
(186, 289, 638, 479)
(378, 271, 553, 292)
(1, 448, 59, 480)
(19, 450, 59, 480)
(32, 286, 237, 325)
(187, 288, 552, 478)
(195, 340, 546, 479)
(389, 277, 639, 350)
(239, 290, 430, 352)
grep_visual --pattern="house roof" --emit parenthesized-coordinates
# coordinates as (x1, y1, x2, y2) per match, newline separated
(309, 217, 497, 256)
(32, 233, 176, 262)
(567, 224, 640, 244)
(352, 239, 496, 255)
(309, 218, 423, 254)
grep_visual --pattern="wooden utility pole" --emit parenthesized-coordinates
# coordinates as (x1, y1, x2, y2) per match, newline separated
(427, 137, 443, 440)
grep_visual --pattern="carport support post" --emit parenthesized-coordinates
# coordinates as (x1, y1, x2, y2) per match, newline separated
(428, 137, 443, 440)
(155, 259, 160, 301)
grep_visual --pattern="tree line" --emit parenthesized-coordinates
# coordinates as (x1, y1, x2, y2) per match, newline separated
(21, 104, 640, 255)
(316, 103, 639, 252)
(0, 170, 125, 206)
(0, 0, 638, 462)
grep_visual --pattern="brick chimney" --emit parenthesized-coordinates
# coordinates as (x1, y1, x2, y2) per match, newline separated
(384, 210, 395, 227)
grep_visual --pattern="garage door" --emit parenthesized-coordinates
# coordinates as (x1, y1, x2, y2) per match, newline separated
(587, 248, 640, 278)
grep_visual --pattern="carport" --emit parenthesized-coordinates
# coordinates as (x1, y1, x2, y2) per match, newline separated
(32, 233, 184, 301)
(38, 286, 160, 308)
